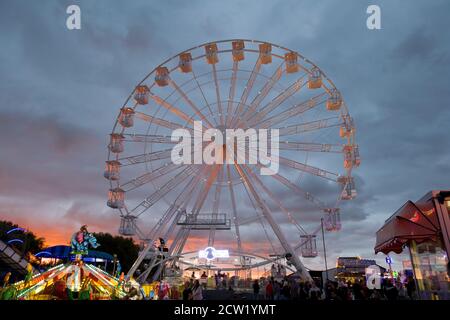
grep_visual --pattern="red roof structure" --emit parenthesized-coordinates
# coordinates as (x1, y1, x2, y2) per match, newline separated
(375, 191, 450, 255)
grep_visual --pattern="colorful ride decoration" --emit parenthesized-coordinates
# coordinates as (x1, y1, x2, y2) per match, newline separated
(70, 225, 100, 255)
(0, 226, 142, 300)
(140, 280, 184, 300)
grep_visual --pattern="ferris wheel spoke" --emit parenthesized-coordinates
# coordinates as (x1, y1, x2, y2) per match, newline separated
(192, 69, 218, 127)
(236, 214, 265, 226)
(119, 162, 182, 192)
(123, 133, 175, 144)
(226, 61, 239, 127)
(239, 63, 285, 125)
(131, 165, 200, 217)
(255, 93, 327, 129)
(135, 111, 189, 132)
(237, 143, 334, 209)
(118, 148, 173, 166)
(243, 164, 307, 234)
(150, 165, 210, 241)
(149, 94, 203, 128)
(247, 77, 306, 127)
(169, 79, 214, 128)
(279, 141, 343, 153)
(232, 145, 307, 234)
(192, 164, 221, 215)
(278, 156, 339, 182)
(230, 59, 262, 127)
(234, 143, 340, 180)
(226, 165, 242, 253)
(211, 63, 225, 126)
(254, 163, 328, 209)
(278, 116, 342, 137)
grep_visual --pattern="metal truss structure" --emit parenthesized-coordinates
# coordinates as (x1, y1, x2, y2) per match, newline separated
(105, 40, 360, 283)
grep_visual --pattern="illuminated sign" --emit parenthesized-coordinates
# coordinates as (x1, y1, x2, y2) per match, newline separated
(198, 247, 229, 260)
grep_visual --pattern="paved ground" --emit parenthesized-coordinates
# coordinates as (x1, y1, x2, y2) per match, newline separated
(203, 289, 257, 300)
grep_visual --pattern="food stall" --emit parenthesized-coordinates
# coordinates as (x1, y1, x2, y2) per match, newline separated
(375, 190, 450, 299)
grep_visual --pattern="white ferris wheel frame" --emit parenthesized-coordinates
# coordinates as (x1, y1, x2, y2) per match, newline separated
(105, 39, 359, 282)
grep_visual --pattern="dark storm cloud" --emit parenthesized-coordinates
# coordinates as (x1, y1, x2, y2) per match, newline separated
(0, 110, 105, 199)
(0, 0, 449, 269)
(392, 29, 437, 62)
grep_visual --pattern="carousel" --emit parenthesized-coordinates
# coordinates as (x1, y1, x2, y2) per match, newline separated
(0, 226, 142, 300)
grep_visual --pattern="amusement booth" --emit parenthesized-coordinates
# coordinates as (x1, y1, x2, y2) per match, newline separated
(375, 190, 450, 300)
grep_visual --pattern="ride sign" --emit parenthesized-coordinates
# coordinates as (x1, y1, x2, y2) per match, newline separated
(198, 247, 229, 261)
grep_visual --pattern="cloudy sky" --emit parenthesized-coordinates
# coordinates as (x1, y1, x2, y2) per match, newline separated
(0, 0, 449, 271)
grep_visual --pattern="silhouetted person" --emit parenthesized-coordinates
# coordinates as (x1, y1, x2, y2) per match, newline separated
(384, 279, 398, 300)
(182, 281, 193, 300)
(252, 280, 260, 300)
(406, 276, 416, 300)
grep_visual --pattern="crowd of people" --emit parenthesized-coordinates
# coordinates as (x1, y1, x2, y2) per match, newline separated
(254, 276, 418, 300)
(182, 279, 204, 300)
(181, 268, 419, 301)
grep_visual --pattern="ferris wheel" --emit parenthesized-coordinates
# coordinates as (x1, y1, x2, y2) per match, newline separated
(105, 39, 360, 282)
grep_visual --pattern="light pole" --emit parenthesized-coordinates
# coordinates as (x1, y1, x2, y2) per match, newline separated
(321, 218, 329, 284)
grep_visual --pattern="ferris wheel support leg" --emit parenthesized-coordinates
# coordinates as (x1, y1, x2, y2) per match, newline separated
(162, 164, 211, 249)
(152, 165, 220, 281)
(209, 166, 224, 246)
(127, 169, 206, 279)
(234, 163, 312, 281)
(128, 206, 181, 280)
(136, 258, 156, 283)
(127, 240, 154, 280)
(151, 227, 190, 282)
(208, 229, 215, 247)
(244, 165, 306, 234)
(155, 199, 206, 279)
(227, 165, 243, 255)
(136, 227, 186, 283)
